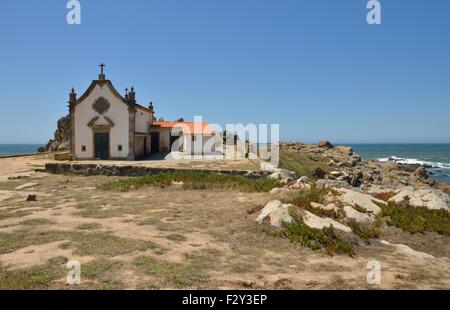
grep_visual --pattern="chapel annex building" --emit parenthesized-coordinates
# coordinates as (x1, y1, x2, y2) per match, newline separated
(68, 64, 215, 160)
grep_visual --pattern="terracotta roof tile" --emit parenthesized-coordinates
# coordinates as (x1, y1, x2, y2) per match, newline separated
(152, 121, 214, 135)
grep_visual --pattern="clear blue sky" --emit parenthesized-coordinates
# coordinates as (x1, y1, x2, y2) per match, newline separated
(0, 0, 449, 144)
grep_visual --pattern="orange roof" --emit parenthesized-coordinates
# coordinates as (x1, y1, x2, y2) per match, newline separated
(152, 121, 214, 135)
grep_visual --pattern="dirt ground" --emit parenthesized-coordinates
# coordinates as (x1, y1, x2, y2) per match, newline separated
(0, 156, 449, 290)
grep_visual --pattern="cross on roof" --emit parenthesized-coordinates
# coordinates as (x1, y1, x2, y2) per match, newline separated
(99, 63, 106, 75)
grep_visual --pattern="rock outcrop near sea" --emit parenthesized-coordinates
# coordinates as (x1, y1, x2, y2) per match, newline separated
(38, 115, 70, 152)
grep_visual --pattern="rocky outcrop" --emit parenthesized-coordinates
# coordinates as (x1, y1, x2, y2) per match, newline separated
(337, 188, 385, 215)
(268, 169, 296, 183)
(256, 200, 293, 230)
(256, 200, 351, 233)
(279, 142, 439, 189)
(343, 206, 374, 224)
(380, 240, 435, 259)
(389, 187, 450, 211)
(301, 210, 351, 233)
(318, 140, 334, 148)
(39, 115, 71, 152)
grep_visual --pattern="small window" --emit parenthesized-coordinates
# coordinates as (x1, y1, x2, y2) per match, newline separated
(81, 145, 86, 152)
(192, 136, 196, 142)
(118, 145, 123, 152)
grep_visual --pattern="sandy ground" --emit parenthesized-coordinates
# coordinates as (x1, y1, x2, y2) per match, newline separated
(0, 156, 449, 290)
(0, 153, 260, 180)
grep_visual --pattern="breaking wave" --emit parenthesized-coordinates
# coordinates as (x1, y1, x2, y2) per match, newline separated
(377, 156, 450, 169)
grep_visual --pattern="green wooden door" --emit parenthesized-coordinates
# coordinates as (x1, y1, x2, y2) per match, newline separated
(94, 132, 109, 160)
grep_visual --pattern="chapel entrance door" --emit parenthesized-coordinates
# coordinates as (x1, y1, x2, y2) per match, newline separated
(94, 132, 109, 160)
(150, 132, 160, 154)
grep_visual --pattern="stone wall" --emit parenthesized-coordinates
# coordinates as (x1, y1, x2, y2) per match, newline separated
(44, 163, 270, 179)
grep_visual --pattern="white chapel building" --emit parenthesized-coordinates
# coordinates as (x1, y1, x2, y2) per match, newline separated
(68, 64, 215, 160)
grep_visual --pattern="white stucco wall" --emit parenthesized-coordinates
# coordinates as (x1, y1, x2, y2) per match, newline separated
(183, 134, 216, 155)
(74, 84, 129, 159)
(135, 107, 151, 134)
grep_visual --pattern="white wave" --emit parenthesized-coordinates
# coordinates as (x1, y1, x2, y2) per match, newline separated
(377, 156, 450, 169)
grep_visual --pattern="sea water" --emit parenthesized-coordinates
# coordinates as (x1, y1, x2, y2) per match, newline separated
(0, 144, 43, 157)
(349, 144, 450, 184)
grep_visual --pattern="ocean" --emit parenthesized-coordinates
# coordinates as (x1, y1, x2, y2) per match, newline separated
(348, 144, 450, 184)
(0, 144, 43, 157)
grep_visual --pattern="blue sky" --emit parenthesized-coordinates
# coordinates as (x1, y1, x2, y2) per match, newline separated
(0, 0, 449, 144)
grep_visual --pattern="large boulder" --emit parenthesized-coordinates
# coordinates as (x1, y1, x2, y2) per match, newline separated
(41, 115, 71, 152)
(256, 200, 293, 230)
(318, 140, 334, 148)
(256, 200, 351, 233)
(313, 167, 326, 179)
(289, 176, 311, 190)
(334, 146, 354, 155)
(268, 169, 296, 183)
(301, 210, 351, 233)
(343, 206, 374, 224)
(389, 187, 450, 211)
(337, 188, 385, 215)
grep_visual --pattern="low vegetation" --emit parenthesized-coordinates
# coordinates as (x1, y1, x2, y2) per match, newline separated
(279, 150, 330, 179)
(347, 220, 381, 240)
(19, 218, 55, 226)
(380, 203, 450, 235)
(0, 263, 65, 290)
(133, 256, 209, 288)
(284, 187, 341, 218)
(99, 171, 279, 193)
(75, 223, 102, 230)
(273, 219, 355, 256)
(0, 230, 158, 256)
(74, 204, 147, 219)
(82, 259, 123, 280)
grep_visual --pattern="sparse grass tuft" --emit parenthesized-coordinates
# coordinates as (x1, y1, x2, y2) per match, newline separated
(74, 205, 147, 219)
(0, 230, 158, 256)
(133, 256, 208, 288)
(75, 223, 102, 230)
(82, 259, 122, 279)
(381, 203, 450, 235)
(166, 234, 187, 242)
(70, 232, 158, 256)
(99, 171, 279, 193)
(0, 264, 65, 289)
(273, 218, 355, 256)
(0, 210, 33, 221)
(19, 218, 55, 226)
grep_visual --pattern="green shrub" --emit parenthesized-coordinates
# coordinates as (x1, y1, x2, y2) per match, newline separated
(381, 203, 450, 235)
(273, 219, 355, 256)
(347, 219, 381, 240)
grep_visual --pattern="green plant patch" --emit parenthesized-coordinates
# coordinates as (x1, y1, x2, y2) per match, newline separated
(133, 256, 208, 288)
(99, 171, 279, 193)
(273, 218, 355, 256)
(0, 264, 65, 290)
(380, 203, 450, 235)
(347, 219, 381, 240)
